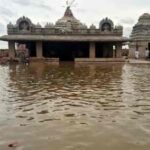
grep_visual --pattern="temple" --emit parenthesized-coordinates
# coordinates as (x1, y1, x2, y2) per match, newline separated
(0, 6, 128, 62)
(130, 13, 150, 58)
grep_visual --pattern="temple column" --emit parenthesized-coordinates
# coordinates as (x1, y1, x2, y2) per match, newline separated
(129, 44, 135, 58)
(8, 41, 15, 59)
(116, 43, 122, 58)
(36, 41, 43, 58)
(89, 42, 96, 58)
(113, 49, 116, 58)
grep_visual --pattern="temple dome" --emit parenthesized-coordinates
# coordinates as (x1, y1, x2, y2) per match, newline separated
(55, 7, 85, 30)
(131, 13, 150, 40)
(139, 13, 150, 19)
(138, 13, 150, 25)
(99, 18, 114, 31)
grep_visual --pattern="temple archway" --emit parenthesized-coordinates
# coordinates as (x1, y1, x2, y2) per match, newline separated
(19, 21, 30, 31)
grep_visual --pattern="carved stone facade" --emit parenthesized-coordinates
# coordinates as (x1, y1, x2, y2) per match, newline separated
(0, 6, 127, 62)
(6, 7, 123, 36)
(130, 13, 150, 58)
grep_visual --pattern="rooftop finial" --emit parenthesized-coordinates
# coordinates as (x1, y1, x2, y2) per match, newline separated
(64, 0, 76, 17)
(66, 0, 75, 8)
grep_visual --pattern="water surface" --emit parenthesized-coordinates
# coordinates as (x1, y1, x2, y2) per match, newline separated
(0, 62, 150, 150)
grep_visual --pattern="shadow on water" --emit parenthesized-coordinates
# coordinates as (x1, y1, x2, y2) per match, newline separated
(1, 62, 150, 150)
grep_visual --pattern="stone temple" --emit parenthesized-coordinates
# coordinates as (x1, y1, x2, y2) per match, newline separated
(130, 13, 150, 58)
(0, 6, 128, 62)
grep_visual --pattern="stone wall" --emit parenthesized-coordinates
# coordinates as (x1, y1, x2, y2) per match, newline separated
(129, 41, 150, 58)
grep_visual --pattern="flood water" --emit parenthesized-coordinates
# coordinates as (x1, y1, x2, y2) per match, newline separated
(0, 62, 150, 150)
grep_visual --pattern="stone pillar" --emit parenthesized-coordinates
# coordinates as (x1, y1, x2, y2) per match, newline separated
(89, 42, 96, 58)
(116, 43, 122, 58)
(139, 41, 149, 58)
(8, 41, 15, 59)
(129, 45, 135, 58)
(113, 49, 116, 58)
(36, 41, 43, 58)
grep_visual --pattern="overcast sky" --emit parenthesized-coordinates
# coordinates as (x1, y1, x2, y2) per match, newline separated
(0, 0, 150, 48)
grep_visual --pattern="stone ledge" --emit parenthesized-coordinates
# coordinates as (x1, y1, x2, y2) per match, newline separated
(129, 59, 150, 64)
(30, 57, 59, 62)
(30, 57, 45, 62)
(45, 58, 59, 62)
(75, 58, 126, 63)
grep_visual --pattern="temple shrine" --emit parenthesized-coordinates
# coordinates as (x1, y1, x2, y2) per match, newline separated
(130, 13, 150, 58)
(0, 6, 128, 62)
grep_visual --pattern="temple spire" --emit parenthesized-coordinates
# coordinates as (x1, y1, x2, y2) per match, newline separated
(64, 6, 74, 17)
(64, 0, 75, 17)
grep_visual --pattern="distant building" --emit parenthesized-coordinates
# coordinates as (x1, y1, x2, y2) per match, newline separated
(0, 6, 128, 62)
(130, 13, 150, 58)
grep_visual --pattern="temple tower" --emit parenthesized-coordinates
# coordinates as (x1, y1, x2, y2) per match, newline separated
(130, 13, 150, 58)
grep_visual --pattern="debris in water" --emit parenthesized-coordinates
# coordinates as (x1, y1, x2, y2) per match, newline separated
(37, 110, 49, 114)
(8, 142, 18, 148)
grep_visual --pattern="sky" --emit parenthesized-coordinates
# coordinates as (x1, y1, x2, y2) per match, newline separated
(0, 0, 150, 48)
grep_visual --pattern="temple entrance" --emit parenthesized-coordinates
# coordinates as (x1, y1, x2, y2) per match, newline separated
(59, 43, 76, 61)
(96, 43, 103, 57)
(96, 42, 113, 58)
(43, 42, 89, 61)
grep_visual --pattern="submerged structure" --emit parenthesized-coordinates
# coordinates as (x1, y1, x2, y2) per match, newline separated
(130, 13, 150, 58)
(0, 6, 127, 62)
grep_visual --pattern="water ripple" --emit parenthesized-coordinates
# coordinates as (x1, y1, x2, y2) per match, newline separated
(1, 63, 150, 149)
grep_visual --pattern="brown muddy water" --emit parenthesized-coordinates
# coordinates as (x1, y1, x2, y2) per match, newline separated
(0, 62, 150, 150)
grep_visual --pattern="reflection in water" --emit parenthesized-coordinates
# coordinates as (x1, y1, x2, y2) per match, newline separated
(0, 63, 150, 150)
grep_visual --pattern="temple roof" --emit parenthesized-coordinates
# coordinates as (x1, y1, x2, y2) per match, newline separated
(131, 13, 150, 40)
(0, 5, 127, 42)
(0, 35, 128, 42)
(64, 6, 74, 17)
(138, 13, 150, 25)
(55, 7, 87, 30)
(139, 13, 150, 20)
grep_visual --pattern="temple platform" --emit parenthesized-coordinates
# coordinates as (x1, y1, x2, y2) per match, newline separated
(128, 59, 150, 64)
(29, 58, 126, 63)
(75, 58, 126, 63)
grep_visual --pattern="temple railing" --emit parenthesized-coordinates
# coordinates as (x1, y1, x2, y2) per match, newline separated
(7, 27, 122, 36)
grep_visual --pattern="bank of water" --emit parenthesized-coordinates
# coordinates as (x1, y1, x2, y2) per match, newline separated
(0, 63, 150, 150)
